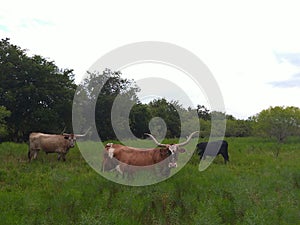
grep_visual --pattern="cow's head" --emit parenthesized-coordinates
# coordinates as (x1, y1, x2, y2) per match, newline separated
(63, 134, 76, 148)
(145, 131, 198, 168)
(62, 128, 91, 148)
(162, 144, 187, 168)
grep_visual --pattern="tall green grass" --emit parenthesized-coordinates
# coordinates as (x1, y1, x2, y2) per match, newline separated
(0, 137, 299, 224)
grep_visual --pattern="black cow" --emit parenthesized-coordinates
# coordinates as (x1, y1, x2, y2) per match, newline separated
(196, 140, 229, 164)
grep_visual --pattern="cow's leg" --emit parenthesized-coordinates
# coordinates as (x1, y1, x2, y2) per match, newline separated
(114, 168, 120, 178)
(102, 159, 106, 173)
(124, 166, 129, 179)
(160, 166, 171, 178)
(28, 149, 33, 161)
(199, 150, 204, 160)
(226, 152, 229, 163)
(115, 165, 124, 177)
(158, 162, 171, 178)
(57, 153, 61, 161)
(62, 154, 66, 162)
(200, 153, 206, 160)
(126, 166, 134, 180)
(33, 150, 38, 159)
(28, 151, 35, 161)
(221, 152, 229, 164)
(121, 164, 134, 180)
(153, 165, 160, 177)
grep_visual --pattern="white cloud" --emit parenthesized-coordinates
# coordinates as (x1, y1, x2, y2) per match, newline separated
(121, 63, 209, 109)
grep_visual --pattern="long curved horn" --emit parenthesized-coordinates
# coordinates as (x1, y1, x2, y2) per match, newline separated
(144, 133, 167, 147)
(74, 127, 91, 137)
(60, 126, 66, 134)
(177, 131, 199, 146)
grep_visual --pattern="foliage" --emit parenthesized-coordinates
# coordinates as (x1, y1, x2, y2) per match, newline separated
(130, 103, 152, 138)
(0, 137, 300, 224)
(253, 106, 300, 143)
(197, 104, 211, 120)
(199, 119, 211, 138)
(0, 106, 11, 139)
(0, 38, 76, 141)
(226, 119, 253, 137)
(148, 99, 181, 138)
(74, 69, 140, 140)
(179, 107, 200, 137)
(130, 99, 199, 139)
(2, 38, 300, 143)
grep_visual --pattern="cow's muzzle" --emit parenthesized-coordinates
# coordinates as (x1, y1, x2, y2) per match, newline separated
(168, 162, 177, 168)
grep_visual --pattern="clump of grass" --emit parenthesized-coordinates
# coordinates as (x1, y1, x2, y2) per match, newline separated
(0, 137, 300, 224)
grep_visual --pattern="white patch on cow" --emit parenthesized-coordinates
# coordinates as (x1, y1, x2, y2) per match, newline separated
(169, 145, 177, 154)
(108, 147, 115, 158)
(107, 143, 113, 147)
(115, 165, 123, 175)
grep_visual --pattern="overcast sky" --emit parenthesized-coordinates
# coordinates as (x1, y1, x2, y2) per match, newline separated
(1, 0, 300, 119)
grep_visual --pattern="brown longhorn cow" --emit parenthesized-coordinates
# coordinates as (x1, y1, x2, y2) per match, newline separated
(102, 131, 198, 178)
(28, 129, 90, 161)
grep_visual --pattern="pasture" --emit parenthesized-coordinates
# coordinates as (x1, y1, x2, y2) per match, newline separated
(0, 137, 300, 225)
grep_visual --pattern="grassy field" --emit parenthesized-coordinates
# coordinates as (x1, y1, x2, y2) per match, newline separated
(0, 137, 300, 225)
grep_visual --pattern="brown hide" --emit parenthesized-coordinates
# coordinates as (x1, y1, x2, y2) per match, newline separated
(103, 144, 171, 166)
(102, 131, 198, 179)
(102, 143, 173, 179)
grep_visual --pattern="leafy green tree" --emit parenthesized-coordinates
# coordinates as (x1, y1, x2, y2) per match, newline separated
(254, 106, 300, 143)
(0, 38, 76, 141)
(209, 111, 227, 137)
(199, 118, 211, 138)
(148, 99, 181, 138)
(0, 106, 11, 140)
(197, 104, 211, 120)
(130, 103, 151, 138)
(180, 107, 200, 137)
(75, 69, 140, 140)
(225, 119, 253, 137)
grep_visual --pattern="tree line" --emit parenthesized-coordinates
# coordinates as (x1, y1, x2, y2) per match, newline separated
(1, 38, 300, 143)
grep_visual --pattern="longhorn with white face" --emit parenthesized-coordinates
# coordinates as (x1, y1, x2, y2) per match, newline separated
(102, 131, 199, 179)
(144, 131, 199, 168)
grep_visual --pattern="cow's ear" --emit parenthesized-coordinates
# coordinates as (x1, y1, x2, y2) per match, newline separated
(178, 148, 186, 153)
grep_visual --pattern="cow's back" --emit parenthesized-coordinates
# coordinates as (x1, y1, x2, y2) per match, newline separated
(29, 133, 65, 152)
(108, 145, 165, 166)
